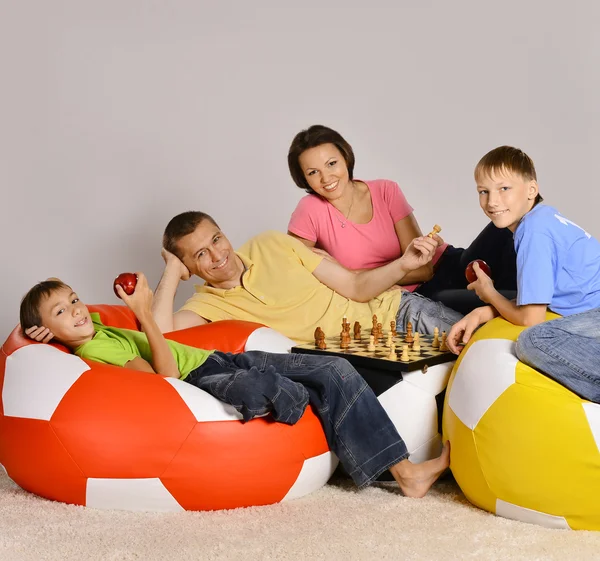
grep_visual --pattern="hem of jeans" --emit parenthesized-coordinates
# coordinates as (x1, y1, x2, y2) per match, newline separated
(356, 450, 410, 490)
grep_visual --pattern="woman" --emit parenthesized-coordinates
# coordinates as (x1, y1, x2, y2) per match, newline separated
(287, 125, 517, 314)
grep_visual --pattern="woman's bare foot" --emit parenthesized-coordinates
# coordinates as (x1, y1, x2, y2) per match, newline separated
(389, 441, 450, 498)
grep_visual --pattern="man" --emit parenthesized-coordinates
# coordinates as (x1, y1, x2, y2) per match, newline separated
(152, 211, 462, 342)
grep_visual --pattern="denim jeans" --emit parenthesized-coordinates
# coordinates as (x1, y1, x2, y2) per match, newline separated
(396, 291, 464, 334)
(515, 308, 600, 403)
(187, 351, 409, 487)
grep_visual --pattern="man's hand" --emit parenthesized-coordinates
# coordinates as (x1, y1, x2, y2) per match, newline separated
(447, 306, 497, 354)
(466, 261, 497, 303)
(399, 234, 440, 271)
(161, 248, 191, 281)
(24, 325, 54, 343)
(116, 272, 153, 322)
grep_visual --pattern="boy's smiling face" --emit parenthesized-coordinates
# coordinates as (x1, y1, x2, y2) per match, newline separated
(38, 287, 95, 348)
(476, 168, 539, 232)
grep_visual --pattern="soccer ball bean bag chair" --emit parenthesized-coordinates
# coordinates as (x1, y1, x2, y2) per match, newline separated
(0, 305, 337, 512)
(443, 315, 600, 530)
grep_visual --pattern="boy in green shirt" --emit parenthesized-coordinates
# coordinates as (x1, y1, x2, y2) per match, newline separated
(20, 274, 449, 497)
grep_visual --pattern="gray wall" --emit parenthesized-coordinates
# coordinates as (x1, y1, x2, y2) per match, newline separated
(2, 0, 599, 338)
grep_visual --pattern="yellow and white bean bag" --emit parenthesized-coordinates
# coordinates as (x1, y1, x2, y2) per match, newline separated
(443, 315, 600, 530)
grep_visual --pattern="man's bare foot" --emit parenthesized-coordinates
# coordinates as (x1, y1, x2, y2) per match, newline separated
(389, 441, 450, 498)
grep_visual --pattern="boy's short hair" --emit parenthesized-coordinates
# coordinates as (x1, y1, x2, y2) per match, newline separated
(475, 145, 543, 203)
(288, 125, 356, 194)
(20, 279, 72, 332)
(163, 211, 220, 259)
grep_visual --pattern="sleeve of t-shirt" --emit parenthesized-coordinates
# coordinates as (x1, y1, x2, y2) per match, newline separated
(286, 232, 323, 273)
(288, 196, 319, 242)
(381, 180, 414, 223)
(516, 231, 556, 306)
(77, 338, 138, 367)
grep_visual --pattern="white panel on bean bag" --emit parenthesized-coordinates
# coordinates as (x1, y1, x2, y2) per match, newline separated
(378, 382, 439, 461)
(244, 327, 296, 353)
(3, 345, 89, 420)
(401, 361, 454, 395)
(164, 378, 244, 422)
(282, 452, 338, 502)
(496, 499, 570, 529)
(448, 339, 517, 429)
(582, 402, 600, 452)
(86, 478, 184, 512)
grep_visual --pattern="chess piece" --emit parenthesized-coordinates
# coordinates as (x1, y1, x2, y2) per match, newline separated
(412, 332, 421, 352)
(405, 321, 414, 344)
(340, 330, 350, 349)
(400, 344, 410, 361)
(432, 327, 440, 349)
(388, 343, 397, 361)
(367, 335, 376, 351)
(427, 224, 441, 238)
(440, 331, 448, 352)
(377, 322, 383, 340)
(386, 332, 393, 347)
(353, 321, 361, 340)
(317, 335, 327, 350)
(390, 320, 397, 337)
(314, 327, 325, 347)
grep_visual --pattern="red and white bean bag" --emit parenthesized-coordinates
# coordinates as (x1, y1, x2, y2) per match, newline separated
(0, 305, 337, 511)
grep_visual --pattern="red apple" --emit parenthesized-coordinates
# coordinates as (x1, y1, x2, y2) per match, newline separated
(465, 260, 492, 283)
(113, 272, 138, 298)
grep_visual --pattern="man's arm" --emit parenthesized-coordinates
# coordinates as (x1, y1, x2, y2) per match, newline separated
(312, 235, 439, 302)
(152, 249, 208, 333)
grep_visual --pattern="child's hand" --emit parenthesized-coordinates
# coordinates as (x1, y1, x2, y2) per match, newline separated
(115, 272, 153, 321)
(448, 313, 481, 354)
(466, 261, 496, 303)
(24, 325, 55, 344)
(161, 248, 191, 281)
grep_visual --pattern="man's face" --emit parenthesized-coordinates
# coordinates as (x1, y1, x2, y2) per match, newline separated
(176, 220, 242, 288)
(476, 169, 538, 232)
(38, 287, 95, 347)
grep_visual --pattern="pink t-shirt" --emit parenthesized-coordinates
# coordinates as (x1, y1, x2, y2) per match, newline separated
(288, 179, 447, 290)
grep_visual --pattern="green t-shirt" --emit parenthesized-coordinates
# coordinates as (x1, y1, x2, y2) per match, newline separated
(74, 313, 213, 380)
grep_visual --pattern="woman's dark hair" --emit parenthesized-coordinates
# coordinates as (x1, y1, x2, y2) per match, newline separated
(287, 125, 355, 194)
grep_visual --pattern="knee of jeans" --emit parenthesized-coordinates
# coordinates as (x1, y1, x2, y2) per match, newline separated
(515, 327, 545, 363)
(330, 357, 360, 380)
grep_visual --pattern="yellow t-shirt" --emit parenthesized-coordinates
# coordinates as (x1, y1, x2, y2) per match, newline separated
(180, 231, 401, 343)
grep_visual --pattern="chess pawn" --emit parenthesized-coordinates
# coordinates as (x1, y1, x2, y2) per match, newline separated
(405, 321, 414, 343)
(390, 320, 397, 337)
(367, 335, 376, 351)
(412, 332, 421, 352)
(432, 327, 440, 349)
(353, 321, 361, 340)
(377, 322, 383, 339)
(400, 344, 410, 361)
(388, 343, 397, 361)
(440, 331, 448, 352)
(386, 332, 393, 347)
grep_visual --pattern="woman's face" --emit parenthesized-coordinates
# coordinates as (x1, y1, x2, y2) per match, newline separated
(298, 143, 351, 200)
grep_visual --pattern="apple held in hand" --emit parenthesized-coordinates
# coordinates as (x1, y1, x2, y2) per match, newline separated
(465, 260, 491, 283)
(113, 272, 138, 298)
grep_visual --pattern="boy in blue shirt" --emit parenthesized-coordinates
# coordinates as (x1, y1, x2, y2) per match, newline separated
(20, 274, 450, 497)
(447, 146, 600, 403)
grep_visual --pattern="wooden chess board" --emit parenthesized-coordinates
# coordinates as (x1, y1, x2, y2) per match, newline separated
(292, 332, 456, 373)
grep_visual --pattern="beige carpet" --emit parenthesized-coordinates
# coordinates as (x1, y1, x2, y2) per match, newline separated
(1, 470, 599, 561)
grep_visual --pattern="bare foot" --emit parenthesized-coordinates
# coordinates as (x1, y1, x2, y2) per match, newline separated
(389, 442, 450, 498)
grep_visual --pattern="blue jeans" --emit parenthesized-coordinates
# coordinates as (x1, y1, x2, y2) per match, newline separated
(515, 308, 600, 403)
(187, 351, 409, 488)
(396, 291, 463, 334)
